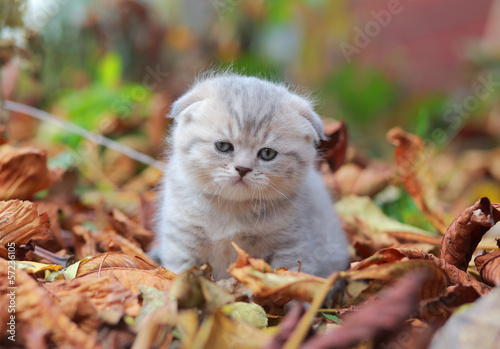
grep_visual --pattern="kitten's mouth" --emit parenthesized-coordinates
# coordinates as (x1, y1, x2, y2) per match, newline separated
(232, 178, 248, 186)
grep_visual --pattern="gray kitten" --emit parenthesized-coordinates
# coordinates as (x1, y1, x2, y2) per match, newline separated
(153, 73, 349, 280)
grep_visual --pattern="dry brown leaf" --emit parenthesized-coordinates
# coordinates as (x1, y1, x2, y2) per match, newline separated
(96, 231, 158, 266)
(45, 276, 141, 321)
(475, 249, 500, 286)
(191, 310, 270, 349)
(133, 308, 198, 349)
(0, 200, 52, 258)
(387, 127, 448, 234)
(374, 248, 490, 295)
(345, 259, 447, 300)
(440, 197, 500, 272)
(228, 243, 327, 305)
(76, 252, 157, 277)
(77, 267, 175, 294)
(317, 121, 348, 172)
(290, 271, 431, 349)
(108, 208, 155, 250)
(419, 284, 482, 322)
(34, 200, 72, 250)
(0, 145, 63, 200)
(0, 258, 99, 348)
(323, 162, 393, 198)
(72, 225, 98, 260)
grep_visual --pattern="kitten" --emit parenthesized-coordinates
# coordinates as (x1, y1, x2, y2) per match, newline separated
(153, 73, 350, 280)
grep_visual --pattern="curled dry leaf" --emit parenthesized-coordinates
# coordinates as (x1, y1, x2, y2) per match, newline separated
(298, 271, 430, 349)
(76, 252, 157, 277)
(475, 249, 500, 287)
(323, 162, 393, 198)
(0, 200, 52, 258)
(0, 145, 63, 200)
(45, 276, 141, 321)
(191, 310, 271, 349)
(387, 127, 448, 234)
(427, 286, 500, 349)
(108, 208, 155, 250)
(133, 308, 198, 349)
(72, 225, 98, 260)
(170, 265, 238, 312)
(77, 267, 176, 294)
(317, 121, 348, 172)
(0, 259, 98, 348)
(345, 259, 447, 300)
(440, 197, 500, 272)
(351, 248, 490, 297)
(96, 231, 158, 266)
(335, 196, 438, 247)
(228, 243, 327, 305)
(419, 284, 482, 322)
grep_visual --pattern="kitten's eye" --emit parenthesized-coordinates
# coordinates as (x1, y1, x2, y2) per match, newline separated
(215, 141, 234, 152)
(258, 148, 277, 161)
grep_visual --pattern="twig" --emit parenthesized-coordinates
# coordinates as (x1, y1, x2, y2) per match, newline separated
(3, 100, 164, 170)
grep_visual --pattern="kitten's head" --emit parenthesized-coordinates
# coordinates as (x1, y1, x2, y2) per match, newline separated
(168, 74, 325, 203)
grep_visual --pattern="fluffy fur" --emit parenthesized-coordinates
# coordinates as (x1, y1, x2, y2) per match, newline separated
(153, 73, 349, 280)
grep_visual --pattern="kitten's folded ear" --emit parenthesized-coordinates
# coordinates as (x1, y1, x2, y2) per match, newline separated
(167, 88, 204, 119)
(292, 96, 327, 142)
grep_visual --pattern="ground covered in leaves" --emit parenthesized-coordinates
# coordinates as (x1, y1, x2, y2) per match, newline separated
(1, 121, 500, 349)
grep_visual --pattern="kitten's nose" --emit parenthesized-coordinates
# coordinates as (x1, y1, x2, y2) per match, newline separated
(235, 166, 252, 178)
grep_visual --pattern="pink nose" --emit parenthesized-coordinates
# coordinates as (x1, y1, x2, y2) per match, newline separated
(235, 166, 252, 177)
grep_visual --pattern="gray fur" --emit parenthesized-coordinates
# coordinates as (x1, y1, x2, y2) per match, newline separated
(152, 73, 349, 280)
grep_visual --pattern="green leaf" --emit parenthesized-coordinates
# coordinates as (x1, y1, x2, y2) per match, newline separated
(322, 312, 343, 324)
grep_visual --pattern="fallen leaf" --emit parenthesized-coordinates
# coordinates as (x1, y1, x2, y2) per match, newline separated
(108, 208, 155, 250)
(15, 260, 63, 275)
(440, 197, 500, 272)
(317, 121, 348, 172)
(0, 200, 52, 258)
(76, 252, 157, 277)
(0, 145, 63, 200)
(428, 286, 500, 349)
(132, 308, 198, 349)
(77, 267, 175, 294)
(136, 285, 169, 325)
(262, 303, 312, 349)
(0, 258, 99, 348)
(323, 162, 393, 198)
(191, 310, 271, 349)
(475, 249, 500, 286)
(344, 259, 447, 300)
(286, 271, 430, 349)
(169, 265, 237, 311)
(45, 276, 141, 323)
(387, 127, 448, 234)
(228, 243, 327, 305)
(335, 195, 438, 237)
(96, 230, 158, 266)
(419, 284, 482, 322)
(221, 302, 268, 328)
(373, 248, 490, 295)
(72, 224, 98, 260)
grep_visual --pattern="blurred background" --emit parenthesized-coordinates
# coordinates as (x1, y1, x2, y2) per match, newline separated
(1, 0, 500, 231)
